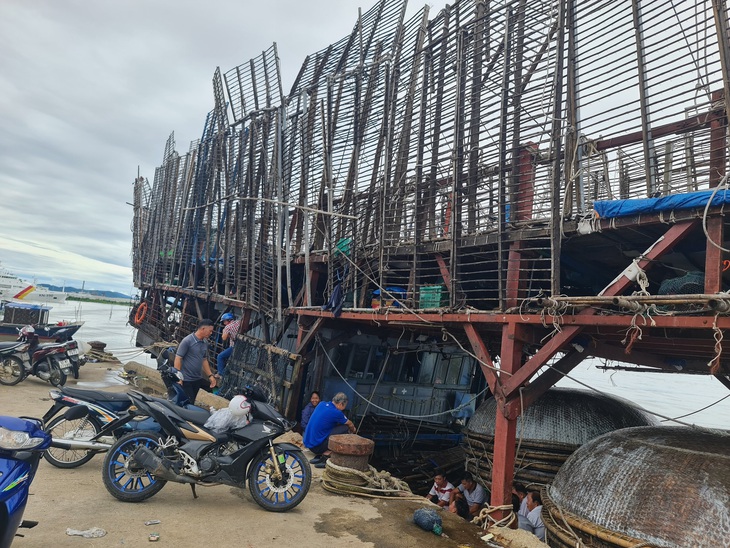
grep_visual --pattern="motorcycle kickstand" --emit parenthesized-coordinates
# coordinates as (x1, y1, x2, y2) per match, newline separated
(189, 484, 198, 499)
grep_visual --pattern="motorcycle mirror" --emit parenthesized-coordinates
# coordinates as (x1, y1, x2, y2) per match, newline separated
(62, 405, 90, 422)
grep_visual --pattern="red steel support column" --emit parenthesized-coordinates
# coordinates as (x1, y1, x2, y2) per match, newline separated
(491, 321, 524, 512)
(705, 90, 726, 294)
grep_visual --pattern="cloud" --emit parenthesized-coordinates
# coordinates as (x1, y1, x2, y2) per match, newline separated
(0, 0, 443, 296)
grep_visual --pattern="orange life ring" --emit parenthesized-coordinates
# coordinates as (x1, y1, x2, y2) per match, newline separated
(134, 302, 148, 324)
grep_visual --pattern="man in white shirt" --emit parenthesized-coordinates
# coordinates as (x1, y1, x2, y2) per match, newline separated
(449, 472, 487, 519)
(426, 473, 454, 508)
(518, 490, 546, 541)
(512, 482, 530, 529)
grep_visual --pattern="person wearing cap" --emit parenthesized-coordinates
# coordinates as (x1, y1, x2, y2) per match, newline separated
(175, 318, 217, 403)
(303, 392, 355, 468)
(216, 312, 240, 377)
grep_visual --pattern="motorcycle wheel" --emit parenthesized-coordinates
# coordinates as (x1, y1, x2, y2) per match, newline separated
(102, 431, 166, 502)
(48, 362, 67, 387)
(44, 414, 102, 468)
(0, 356, 25, 386)
(247, 446, 311, 512)
(72, 363, 80, 379)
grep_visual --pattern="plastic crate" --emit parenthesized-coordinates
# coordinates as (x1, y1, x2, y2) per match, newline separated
(419, 285, 447, 308)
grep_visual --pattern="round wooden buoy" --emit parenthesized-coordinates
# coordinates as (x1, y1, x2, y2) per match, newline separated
(328, 434, 374, 471)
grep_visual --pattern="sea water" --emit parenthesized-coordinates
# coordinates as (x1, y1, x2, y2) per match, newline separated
(47, 301, 730, 430)
(46, 300, 155, 369)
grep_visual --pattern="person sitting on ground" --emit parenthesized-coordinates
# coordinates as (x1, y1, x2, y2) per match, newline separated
(300, 390, 321, 432)
(449, 472, 487, 519)
(512, 482, 530, 528)
(426, 472, 454, 508)
(216, 312, 240, 377)
(302, 392, 355, 468)
(518, 490, 546, 541)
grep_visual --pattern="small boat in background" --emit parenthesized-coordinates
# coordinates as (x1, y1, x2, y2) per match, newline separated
(0, 263, 67, 303)
(0, 302, 82, 343)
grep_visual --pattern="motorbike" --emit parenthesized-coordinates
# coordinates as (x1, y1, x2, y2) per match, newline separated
(101, 385, 312, 512)
(0, 409, 89, 547)
(40, 358, 204, 469)
(0, 414, 52, 548)
(0, 326, 73, 387)
(62, 339, 85, 380)
(0, 340, 31, 386)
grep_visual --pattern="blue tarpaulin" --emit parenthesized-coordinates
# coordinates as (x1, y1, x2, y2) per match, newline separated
(3, 302, 51, 310)
(594, 189, 730, 219)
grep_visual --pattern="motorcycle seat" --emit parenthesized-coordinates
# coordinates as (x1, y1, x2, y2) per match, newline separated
(148, 395, 211, 425)
(61, 387, 132, 403)
(0, 341, 25, 351)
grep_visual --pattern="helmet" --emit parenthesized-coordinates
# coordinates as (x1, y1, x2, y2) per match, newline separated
(221, 312, 235, 322)
(228, 395, 251, 417)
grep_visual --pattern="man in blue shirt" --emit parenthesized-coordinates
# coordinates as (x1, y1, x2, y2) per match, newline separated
(303, 392, 355, 468)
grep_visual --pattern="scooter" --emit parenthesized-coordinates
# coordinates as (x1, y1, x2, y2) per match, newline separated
(0, 414, 52, 548)
(41, 359, 205, 469)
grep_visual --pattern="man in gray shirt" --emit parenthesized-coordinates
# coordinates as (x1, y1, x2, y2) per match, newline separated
(175, 318, 217, 403)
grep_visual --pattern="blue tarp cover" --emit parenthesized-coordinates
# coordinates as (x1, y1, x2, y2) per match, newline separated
(3, 302, 51, 310)
(594, 189, 730, 219)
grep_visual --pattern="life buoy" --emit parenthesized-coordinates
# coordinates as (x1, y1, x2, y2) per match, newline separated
(134, 302, 148, 325)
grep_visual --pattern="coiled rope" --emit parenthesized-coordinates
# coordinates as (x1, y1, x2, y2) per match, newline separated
(320, 460, 422, 500)
(471, 504, 516, 530)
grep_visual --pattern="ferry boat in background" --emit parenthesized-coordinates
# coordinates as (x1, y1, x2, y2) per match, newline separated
(0, 263, 67, 303)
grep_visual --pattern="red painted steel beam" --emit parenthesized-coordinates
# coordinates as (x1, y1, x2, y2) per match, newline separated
(501, 220, 700, 399)
(490, 322, 522, 511)
(505, 241, 527, 309)
(434, 253, 452, 288)
(463, 323, 500, 394)
(505, 349, 586, 418)
(296, 317, 324, 355)
(293, 307, 730, 330)
(588, 340, 710, 372)
(705, 90, 726, 294)
(594, 110, 720, 151)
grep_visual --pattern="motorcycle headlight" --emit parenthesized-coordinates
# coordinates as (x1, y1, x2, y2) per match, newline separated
(0, 426, 46, 450)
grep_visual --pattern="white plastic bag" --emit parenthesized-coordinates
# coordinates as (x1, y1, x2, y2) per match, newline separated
(204, 407, 250, 432)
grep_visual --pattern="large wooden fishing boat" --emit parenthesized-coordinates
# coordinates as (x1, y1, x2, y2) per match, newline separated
(130, 0, 730, 516)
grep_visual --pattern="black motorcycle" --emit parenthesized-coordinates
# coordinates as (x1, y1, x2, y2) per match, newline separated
(101, 386, 311, 512)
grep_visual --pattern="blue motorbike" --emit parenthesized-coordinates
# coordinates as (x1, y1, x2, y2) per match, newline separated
(0, 415, 51, 548)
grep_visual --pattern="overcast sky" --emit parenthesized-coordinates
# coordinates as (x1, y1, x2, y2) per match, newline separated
(0, 0, 445, 295)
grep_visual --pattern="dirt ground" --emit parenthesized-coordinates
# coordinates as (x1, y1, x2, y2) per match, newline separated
(1, 360, 506, 548)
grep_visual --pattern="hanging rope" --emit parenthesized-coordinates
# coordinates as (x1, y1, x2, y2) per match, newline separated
(709, 313, 723, 375)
